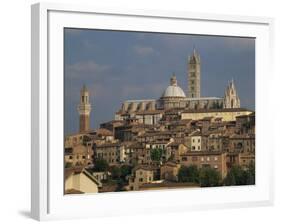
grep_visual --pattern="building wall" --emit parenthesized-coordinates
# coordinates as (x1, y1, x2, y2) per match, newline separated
(191, 136, 202, 151)
(160, 164, 180, 181)
(181, 110, 252, 121)
(95, 144, 121, 166)
(180, 153, 227, 178)
(128, 169, 154, 190)
(65, 144, 93, 167)
(65, 172, 99, 193)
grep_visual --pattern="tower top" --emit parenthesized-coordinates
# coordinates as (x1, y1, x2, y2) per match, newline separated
(189, 47, 200, 64)
(81, 84, 88, 93)
(170, 73, 177, 86)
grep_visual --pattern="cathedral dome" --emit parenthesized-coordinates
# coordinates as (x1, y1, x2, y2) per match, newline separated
(161, 74, 186, 98)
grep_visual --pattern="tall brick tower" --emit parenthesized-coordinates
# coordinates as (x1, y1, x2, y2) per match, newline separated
(187, 48, 201, 98)
(77, 85, 91, 132)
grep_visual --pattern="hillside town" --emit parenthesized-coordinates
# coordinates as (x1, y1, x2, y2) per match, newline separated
(64, 49, 255, 194)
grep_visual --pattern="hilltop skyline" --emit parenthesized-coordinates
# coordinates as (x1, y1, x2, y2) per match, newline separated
(64, 28, 255, 135)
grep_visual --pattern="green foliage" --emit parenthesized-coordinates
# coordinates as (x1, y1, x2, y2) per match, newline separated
(65, 162, 72, 168)
(178, 165, 199, 183)
(120, 165, 132, 179)
(150, 147, 163, 162)
(93, 158, 109, 172)
(110, 166, 121, 179)
(224, 162, 255, 186)
(199, 166, 221, 187)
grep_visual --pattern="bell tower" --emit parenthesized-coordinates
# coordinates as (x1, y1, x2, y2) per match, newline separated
(188, 48, 201, 98)
(77, 85, 91, 132)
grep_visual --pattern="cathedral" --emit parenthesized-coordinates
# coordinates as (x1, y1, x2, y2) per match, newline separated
(116, 49, 240, 119)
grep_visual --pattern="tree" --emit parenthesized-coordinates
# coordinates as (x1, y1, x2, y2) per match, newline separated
(93, 158, 109, 172)
(199, 167, 221, 187)
(223, 170, 236, 186)
(247, 161, 255, 185)
(110, 166, 121, 179)
(120, 165, 132, 179)
(223, 163, 255, 186)
(150, 148, 163, 163)
(65, 162, 72, 168)
(178, 165, 199, 183)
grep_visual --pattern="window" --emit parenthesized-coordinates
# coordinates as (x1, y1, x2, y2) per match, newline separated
(139, 178, 143, 182)
(69, 156, 73, 159)
(201, 157, 204, 162)
(82, 156, 86, 159)
(182, 157, 188, 161)
(214, 165, 218, 169)
(192, 146, 195, 150)
(207, 157, 210, 161)
(214, 156, 218, 161)
(198, 146, 201, 150)
(192, 157, 198, 161)
(198, 139, 200, 143)
(193, 139, 195, 143)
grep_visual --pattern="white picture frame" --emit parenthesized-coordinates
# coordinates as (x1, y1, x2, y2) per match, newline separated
(31, 2, 274, 221)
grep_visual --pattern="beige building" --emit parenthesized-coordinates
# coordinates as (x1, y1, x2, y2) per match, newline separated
(127, 166, 154, 190)
(65, 144, 93, 167)
(95, 142, 122, 166)
(65, 167, 102, 194)
(238, 152, 255, 169)
(181, 108, 253, 122)
(160, 162, 181, 181)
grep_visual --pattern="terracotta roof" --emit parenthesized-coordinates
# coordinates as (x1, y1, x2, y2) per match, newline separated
(133, 165, 158, 172)
(182, 151, 226, 156)
(161, 161, 180, 167)
(135, 110, 164, 115)
(96, 128, 113, 136)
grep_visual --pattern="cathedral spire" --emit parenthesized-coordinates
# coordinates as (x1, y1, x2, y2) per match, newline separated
(223, 79, 240, 109)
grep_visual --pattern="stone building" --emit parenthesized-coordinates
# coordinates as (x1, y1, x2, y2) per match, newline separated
(94, 142, 122, 166)
(160, 161, 181, 181)
(127, 166, 154, 190)
(179, 151, 228, 178)
(65, 144, 93, 167)
(115, 49, 241, 124)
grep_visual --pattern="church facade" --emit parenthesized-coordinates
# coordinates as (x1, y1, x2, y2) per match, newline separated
(115, 49, 241, 122)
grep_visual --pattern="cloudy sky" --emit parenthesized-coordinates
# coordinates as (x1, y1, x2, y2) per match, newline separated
(64, 28, 255, 135)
